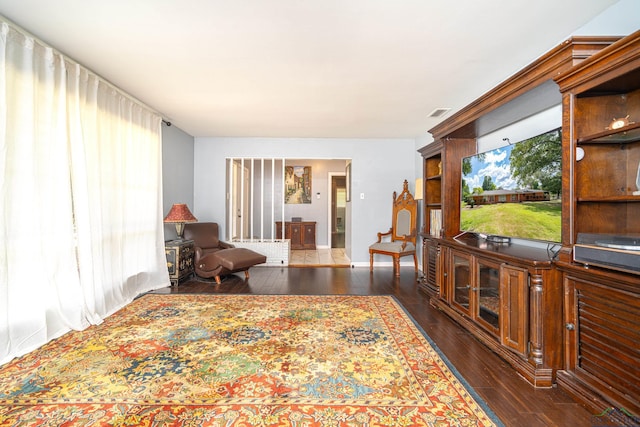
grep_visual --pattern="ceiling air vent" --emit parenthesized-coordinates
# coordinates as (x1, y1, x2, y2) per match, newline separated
(428, 108, 451, 118)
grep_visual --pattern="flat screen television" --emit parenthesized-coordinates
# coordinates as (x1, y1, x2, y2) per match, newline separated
(460, 128, 562, 243)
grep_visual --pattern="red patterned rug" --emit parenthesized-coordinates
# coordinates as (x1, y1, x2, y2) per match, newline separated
(0, 294, 502, 426)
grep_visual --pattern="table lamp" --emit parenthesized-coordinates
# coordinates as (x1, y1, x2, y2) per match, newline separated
(164, 203, 197, 239)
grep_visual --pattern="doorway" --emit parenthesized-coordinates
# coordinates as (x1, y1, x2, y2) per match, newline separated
(330, 174, 346, 248)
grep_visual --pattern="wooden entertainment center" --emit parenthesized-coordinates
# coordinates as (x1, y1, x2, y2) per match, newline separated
(419, 30, 639, 417)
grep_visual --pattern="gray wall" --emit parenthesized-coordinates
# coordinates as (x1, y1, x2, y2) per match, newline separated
(414, 133, 433, 238)
(282, 159, 348, 247)
(193, 137, 417, 264)
(161, 123, 195, 241)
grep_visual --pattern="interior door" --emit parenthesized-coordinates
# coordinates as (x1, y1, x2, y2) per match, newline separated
(330, 174, 346, 248)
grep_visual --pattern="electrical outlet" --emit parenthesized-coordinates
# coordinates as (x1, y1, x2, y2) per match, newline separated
(360, 193, 365, 199)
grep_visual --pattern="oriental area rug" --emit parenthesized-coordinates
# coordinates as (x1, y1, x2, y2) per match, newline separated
(0, 294, 503, 426)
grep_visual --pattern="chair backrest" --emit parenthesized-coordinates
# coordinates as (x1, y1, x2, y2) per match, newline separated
(391, 180, 417, 243)
(183, 222, 221, 249)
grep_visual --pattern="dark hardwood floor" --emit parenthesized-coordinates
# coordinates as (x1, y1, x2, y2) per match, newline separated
(151, 266, 595, 427)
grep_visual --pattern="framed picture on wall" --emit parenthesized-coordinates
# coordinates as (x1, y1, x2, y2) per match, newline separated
(285, 166, 312, 204)
(346, 163, 351, 202)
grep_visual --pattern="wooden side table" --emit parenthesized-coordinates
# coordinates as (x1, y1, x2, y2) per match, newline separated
(165, 239, 194, 286)
(275, 221, 316, 249)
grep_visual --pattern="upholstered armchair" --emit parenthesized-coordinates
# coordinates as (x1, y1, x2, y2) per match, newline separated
(183, 222, 266, 284)
(369, 180, 418, 276)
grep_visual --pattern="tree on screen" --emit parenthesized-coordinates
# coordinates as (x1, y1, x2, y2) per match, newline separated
(510, 129, 562, 197)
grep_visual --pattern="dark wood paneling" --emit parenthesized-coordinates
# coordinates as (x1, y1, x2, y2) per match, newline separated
(442, 138, 475, 238)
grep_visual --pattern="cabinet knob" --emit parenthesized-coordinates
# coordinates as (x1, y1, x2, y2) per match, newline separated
(565, 323, 575, 331)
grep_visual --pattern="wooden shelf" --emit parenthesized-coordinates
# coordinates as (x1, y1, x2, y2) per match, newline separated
(577, 122, 640, 144)
(577, 195, 640, 202)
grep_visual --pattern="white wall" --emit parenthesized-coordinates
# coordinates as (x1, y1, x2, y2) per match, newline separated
(414, 132, 433, 237)
(194, 137, 416, 264)
(572, 0, 639, 36)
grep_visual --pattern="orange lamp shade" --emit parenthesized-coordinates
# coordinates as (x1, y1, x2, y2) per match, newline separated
(164, 204, 197, 239)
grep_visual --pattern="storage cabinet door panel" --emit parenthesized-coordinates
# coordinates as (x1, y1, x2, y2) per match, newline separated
(303, 224, 316, 248)
(564, 275, 640, 415)
(451, 251, 472, 317)
(290, 223, 302, 247)
(500, 264, 529, 357)
(477, 258, 500, 333)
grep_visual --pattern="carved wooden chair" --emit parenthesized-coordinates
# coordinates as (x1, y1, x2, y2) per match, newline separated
(369, 180, 418, 276)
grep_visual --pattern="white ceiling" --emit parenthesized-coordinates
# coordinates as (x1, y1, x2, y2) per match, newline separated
(0, 0, 622, 138)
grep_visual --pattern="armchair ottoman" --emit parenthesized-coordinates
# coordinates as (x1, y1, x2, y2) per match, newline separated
(183, 222, 267, 284)
(196, 247, 267, 284)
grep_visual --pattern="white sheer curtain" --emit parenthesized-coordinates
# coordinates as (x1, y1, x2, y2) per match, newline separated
(0, 19, 169, 365)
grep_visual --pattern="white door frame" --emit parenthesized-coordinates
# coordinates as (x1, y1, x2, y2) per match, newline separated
(231, 161, 250, 240)
(327, 172, 346, 247)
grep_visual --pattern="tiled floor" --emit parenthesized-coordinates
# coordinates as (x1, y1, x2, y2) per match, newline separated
(289, 248, 351, 267)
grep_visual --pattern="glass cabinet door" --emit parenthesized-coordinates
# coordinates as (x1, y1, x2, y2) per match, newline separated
(476, 259, 500, 332)
(451, 251, 472, 316)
